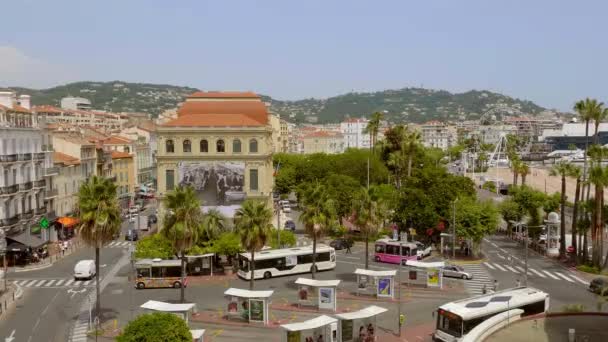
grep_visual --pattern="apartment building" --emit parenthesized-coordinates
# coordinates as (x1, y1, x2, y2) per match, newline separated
(340, 118, 371, 149)
(420, 121, 456, 150)
(34, 105, 126, 131)
(52, 152, 85, 217)
(301, 131, 344, 154)
(111, 151, 136, 205)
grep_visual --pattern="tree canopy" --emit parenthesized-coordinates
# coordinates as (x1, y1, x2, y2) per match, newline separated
(117, 313, 191, 342)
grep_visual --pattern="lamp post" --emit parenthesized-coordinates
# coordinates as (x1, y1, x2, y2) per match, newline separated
(452, 198, 458, 259)
(397, 241, 402, 336)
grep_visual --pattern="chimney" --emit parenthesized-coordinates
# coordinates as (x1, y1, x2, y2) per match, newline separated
(18, 94, 31, 110)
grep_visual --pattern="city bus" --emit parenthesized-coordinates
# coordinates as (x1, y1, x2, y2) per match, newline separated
(134, 258, 186, 289)
(433, 287, 549, 341)
(237, 244, 336, 280)
(374, 238, 418, 265)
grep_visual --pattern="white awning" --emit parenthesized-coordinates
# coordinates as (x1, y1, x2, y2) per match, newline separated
(140, 300, 195, 313)
(405, 260, 445, 268)
(224, 288, 274, 299)
(185, 253, 215, 258)
(281, 315, 338, 332)
(354, 268, 396, 277)
(334, 305, 388, 320)
(190, 329, 205, 339)
(295, 278, 341, 287)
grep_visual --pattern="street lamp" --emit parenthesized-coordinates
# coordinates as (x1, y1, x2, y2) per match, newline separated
(452, 198, 458, 259)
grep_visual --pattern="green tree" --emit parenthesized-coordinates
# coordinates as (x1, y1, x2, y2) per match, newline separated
(134, 234, 174, 259)
(453, 198, 499, 257)
(268, 230, 297, 248)
(200, 208, 227, 241)
(353, 187, 387, 269)
(324, 174, 361, 224)
(569, 165, 582, 262)
(77, 176, 122, 329)
(117, 312, 191, 342)
(510, 186, 547, 237)
(299, 182, 337, 278)
(550, 161, 573, 258)
(519, 163, 531, 186)
(498, 198, 525, 236)
(403, 127, 422, 177)
(510, 157, 521, 186)
(211, 232, 242, 265)
(234, 200, 273, 289)
(162, 186, 202, 302)
(364, 111, 384, 153)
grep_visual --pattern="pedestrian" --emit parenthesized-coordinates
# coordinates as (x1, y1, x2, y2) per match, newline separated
(493, 279, 498, 292)
(516, 278, 521, 287)
(60, 242, 65, 257)
(482, 284, 487, 294)
(346, 240, 352, 254)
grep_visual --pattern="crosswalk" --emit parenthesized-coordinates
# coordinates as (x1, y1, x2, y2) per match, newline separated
(106, 241, 132, 248)
(461, 264, 495, 295)
(14, 278, 94, 288)
(482, 262, 589, 285)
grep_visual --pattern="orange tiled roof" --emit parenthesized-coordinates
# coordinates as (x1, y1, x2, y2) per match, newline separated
(188, 91, 259, 99)
(0, 104, 9, 111)
(162, 113, 266, 127)
(111, 151, 132, 159)
(0, 103, 31, 113)
(33, 105, 64, 114)
(102, 136, 132, 145)
(177, 101, 268, 124)
(53, 152, 81, 166)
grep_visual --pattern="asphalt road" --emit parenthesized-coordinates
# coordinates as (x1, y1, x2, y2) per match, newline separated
(0, 206, 154, 342)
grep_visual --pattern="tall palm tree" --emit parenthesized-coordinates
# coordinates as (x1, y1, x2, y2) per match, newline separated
(510, 158, 521, 186)
(201, 208, 227, 241)
(574, 99, 602, 220)
(588, 145, 608, 267)
(364, 111, 384, 153)
(353, 187, 386, 269)
(77, 176, 122, 328)
(591, 103, 607, 144)
(234, 199, 273, 289)
(402, 127, 421, 178)
(298, 182, 336, 279)
(569, 165, 582, 261)
(519, 163, 531, 186)
(550, 161, 572, 258)
(162, 186, 202, 302)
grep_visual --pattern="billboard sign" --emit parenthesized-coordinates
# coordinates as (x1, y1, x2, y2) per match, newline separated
(178, 162, 245, 206)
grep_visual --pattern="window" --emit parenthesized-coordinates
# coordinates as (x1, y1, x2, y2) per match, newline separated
(249, 139, 258, 153)
(183, 139, 191, 153)
(151, 266, 163, 278)
(249, 169, 258, 191)
(216, 140, 225, 153)
(137, 267, 151, 278)
(166, 170, 175, 190)
(165, 140, 174, 153)
(297, 254, 314, 264)
(200, 139, 208, 153)
(386, 245, 398, 255)
(317, 252, 330, 262)
(375, 244, 385, 253)
(233, 139, 241, 153)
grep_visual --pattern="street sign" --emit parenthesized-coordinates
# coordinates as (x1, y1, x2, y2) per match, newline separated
(40, 217, 49, 229)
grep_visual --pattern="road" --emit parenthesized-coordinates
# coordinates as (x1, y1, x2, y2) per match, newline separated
(0, 206, 154, 342)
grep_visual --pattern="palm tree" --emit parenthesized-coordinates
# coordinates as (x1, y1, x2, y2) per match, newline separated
(588, 145, 608, 267)
(353, 187, 386, 269)
(403, 128, 421, 178)
(234, 199, 273, 289)
(510, 157, 521, 186)
(364, 111, 384, 153)
(298, 182, 336, 279)
(574, 99, 602, 220)
(591, 102, 607, 144)
(162, 186, 202, 302)
(550, 161, 572, 258)
(77, 176, 122, 329)
(569, 165, 582, 261)
(201, 208, 226, 241)
(519, 163, 531, 186)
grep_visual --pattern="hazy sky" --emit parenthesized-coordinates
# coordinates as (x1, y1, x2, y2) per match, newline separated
(1, 0, 606, 110)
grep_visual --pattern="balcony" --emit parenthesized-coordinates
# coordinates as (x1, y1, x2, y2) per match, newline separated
(0, 154, 17, 163)
(42, 144, 54, 152)
(33, 179, 46, 188)
(0, 216, 19, 228)
(19, 181, 33, 192)
(34, 207, 46, 215)
(44, 189, 58, 199)
(19, 210, 34, 221)
(0, 184, 18, 196)
(17, 153, 32, 161)
(45, 166, 59, 176)
(34, 152, 45, 160)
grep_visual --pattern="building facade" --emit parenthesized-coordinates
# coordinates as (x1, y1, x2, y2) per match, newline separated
(340, 118, 371, 149)
(111, 151, 136, 200)
(52, 152, 85, 217)
(156, 91, 274, 218)
(60, 97, 92, 111)
(420, 121, 456, 150)
(301, 131, 344, 154)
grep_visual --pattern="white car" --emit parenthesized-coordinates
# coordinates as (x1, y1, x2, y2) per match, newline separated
(282, 206, 291, 213)
(415, 241, 432, 259)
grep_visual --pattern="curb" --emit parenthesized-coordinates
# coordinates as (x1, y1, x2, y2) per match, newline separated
(451, 259, 487, 265)
(13, 262, 54, 273)
(14, 283, 23, 299)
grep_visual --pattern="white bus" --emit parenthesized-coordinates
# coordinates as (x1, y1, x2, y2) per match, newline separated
(434, 287, 549, 341)
(237, 244, 336, 280)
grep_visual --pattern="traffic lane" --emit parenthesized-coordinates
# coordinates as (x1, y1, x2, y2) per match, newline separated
(0, 286, 82, 342)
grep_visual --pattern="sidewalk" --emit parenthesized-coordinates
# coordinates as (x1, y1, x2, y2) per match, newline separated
(8, 238, 84, 273)
(0, 283, 22, 317)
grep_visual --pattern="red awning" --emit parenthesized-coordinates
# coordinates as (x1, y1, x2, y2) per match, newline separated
(57, 216, 79, 228)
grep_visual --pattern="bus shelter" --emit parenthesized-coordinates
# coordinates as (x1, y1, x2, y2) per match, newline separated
(354, 269, 396, 298)
(190, 329, 205, 342)
(281, 315, 338, 342)
(185, 253, 215, 276)
(295, 278, 340, 311)
(335, 305, 388, 342)
(404, 260, 444, 288)
(140, 300, 196, 324)
(224, 288, 273, 325)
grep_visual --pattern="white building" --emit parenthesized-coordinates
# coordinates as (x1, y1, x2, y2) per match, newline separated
(420, 121, 456, 150)
(340, 118, 371, 149)
(60, 97, 92, 111)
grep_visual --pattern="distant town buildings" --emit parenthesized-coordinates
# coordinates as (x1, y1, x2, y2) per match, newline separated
(340, 118, 371, 149)
(420, 121, 457, 150)
(301, 130, 344, 154)
(34, 105, 127, 131)
(60, 96, 92, 111)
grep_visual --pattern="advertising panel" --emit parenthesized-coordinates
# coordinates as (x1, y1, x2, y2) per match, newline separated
(427, 268, 440, 287)
(178, 162, 245, 206)
(249, 299, 265, 322)
(377, 277, 392, 297)
(341, 319, 353, 342)
(318, 287, 335, 310)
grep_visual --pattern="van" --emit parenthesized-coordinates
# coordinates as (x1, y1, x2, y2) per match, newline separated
(74, 260, 96, 280)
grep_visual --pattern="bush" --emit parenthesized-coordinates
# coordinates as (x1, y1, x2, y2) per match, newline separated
(211, 232, 242, 258)
(561, 304, 585, 313)
(268, 230, 296, 248)
(117, 312, 191, 342)
(482, 181, 496, 192)
(577, 264, 600, 274)
(134, 234, 173, 259)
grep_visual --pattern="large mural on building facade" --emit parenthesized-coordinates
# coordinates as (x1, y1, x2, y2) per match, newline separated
(178, 162, 246, 206)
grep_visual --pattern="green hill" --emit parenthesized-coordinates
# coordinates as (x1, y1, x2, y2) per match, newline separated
(3, 82, 545, 123)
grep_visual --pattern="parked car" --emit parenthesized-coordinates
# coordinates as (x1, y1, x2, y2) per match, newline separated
(148, 214, 157, 224)
(129, 214, 137, 223)
(125, 229, 139, 241)
(589, 277, 608, 294)
(441, 265, 472, 280)
(282, 205, 291, 213)
(330, 238, 354, 250)
(74, 260, 96, 280)
(284, 220, 296, 231)
(128, 206, 139, 214)
(414, 241, 432, 259)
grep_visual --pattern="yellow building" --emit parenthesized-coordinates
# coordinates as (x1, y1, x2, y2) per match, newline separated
(301, 130, 344, 154)
(156, 91, 273, 216)
(111, 151, 136, 199)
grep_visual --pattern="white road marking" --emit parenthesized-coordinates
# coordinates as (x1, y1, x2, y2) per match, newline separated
(24, 280, 38, 287)
(569, 274, 590, 285)
(529, 269, 546, 278)
(483, 262, 495, 270)
(64, 279, 75, 286)
(504, 265, 519, 273)
(83, 280, 91, 286)
(44, 280, 56, 287)
(542, 270, 560, 280)
(555, 272, 575, 283)
(492, 263, 507, 271)
(33, 280, 46, 287)
(55, 279, 65, 286)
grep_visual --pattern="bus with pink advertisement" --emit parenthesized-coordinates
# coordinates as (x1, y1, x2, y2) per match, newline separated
(374, 238, 418, 265)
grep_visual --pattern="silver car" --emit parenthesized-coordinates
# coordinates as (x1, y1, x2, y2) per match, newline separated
(441, 265, 473, 280)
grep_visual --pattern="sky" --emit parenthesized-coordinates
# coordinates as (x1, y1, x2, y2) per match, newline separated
(1, 0, 607, 111)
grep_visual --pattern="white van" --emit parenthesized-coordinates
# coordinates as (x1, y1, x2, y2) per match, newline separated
(74, 260, 96, 280)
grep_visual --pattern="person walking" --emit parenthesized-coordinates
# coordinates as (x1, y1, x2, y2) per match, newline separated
(482, 284, 487, 294)
(516, 278, 521, 287)
(346, 240, 352, 254)
(492, 279, 499, 292)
